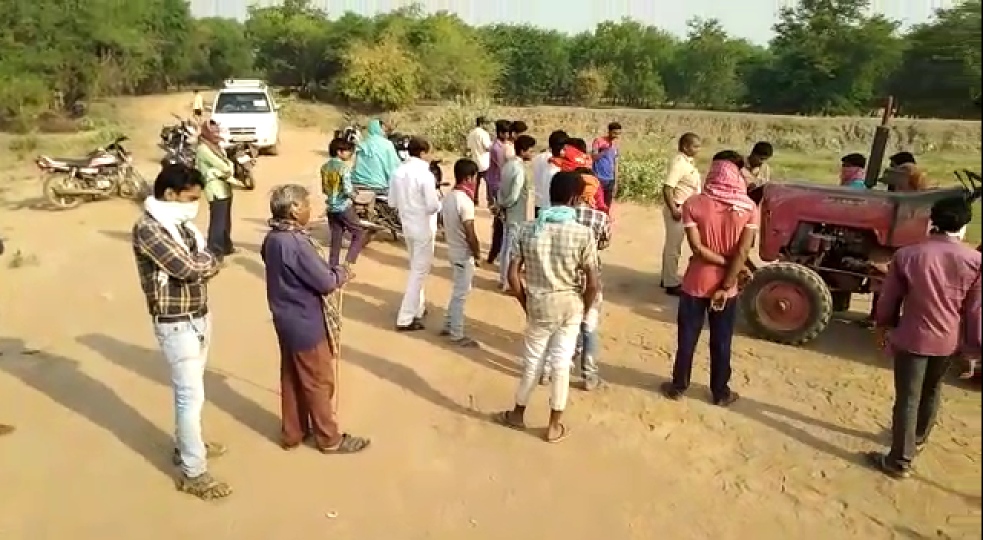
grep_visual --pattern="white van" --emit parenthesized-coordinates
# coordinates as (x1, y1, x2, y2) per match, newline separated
(209, 79, 281, 155)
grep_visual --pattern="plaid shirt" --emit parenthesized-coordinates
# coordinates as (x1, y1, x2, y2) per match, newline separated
(573, 204, 611, 250)
(510, 219, 597, 323)
(132, 213, 220, 317)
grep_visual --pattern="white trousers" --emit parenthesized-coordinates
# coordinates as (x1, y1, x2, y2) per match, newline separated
(396, 235, 434, 326)
(514, 307, 581, 411)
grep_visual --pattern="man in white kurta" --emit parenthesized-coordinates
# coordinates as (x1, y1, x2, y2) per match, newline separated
(388, 138, 442, 330)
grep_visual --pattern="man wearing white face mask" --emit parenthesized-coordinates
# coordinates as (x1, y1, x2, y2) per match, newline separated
(132, 163, 230, 500)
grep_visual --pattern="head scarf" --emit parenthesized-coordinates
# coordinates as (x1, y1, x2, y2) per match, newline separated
(895, 163, 929, 191)
(839, 166, 865, 186)
(199, 120, 224, 155)
(577, 173, 609, 213)
(351, 119, 401, 190)
(704, 160, 756, 213)
(533, 206, 577, 235)
(550, 145, 592, 172)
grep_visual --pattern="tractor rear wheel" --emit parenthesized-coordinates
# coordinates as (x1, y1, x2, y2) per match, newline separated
(740, 262, 833, 345)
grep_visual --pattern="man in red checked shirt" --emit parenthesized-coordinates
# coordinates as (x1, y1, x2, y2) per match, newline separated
(660, 150, 758, 407)
(866, 197, 981, 479)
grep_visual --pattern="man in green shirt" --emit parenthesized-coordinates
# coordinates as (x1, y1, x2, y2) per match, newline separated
(195, 121, 236, 258)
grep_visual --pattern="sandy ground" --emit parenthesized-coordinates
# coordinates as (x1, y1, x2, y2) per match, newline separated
(0, 95, 980, 540)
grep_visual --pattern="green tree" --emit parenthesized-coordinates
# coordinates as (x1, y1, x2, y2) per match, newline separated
(889, 0, 981, 118)
(572, 20, 676, 107)
(189, 18, 255, 86)
(410, 13, 501, 99)
(245, 0, 334, 88)
(668, 19, 757, 109)
(755, 0, 904, 115)
(573, 66, 610, 106)
(336, 32, 422, 110)
(479, 25, 573, 104)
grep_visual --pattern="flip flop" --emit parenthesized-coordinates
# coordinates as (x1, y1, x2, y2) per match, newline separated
(492, 411, 526, 431)
(545, 423, 570, 444)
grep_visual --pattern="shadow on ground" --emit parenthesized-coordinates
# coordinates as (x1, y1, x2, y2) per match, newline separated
(76, 334, 282, 446)
(0, 337, 175, 478)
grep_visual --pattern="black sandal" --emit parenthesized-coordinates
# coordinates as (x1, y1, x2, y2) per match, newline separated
(492, 411, 526, 431)
(396, 320, 425, 332)
(320, 433, 371, 454)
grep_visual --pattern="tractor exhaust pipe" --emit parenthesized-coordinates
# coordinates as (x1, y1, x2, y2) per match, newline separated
(864, 96, 894, 188)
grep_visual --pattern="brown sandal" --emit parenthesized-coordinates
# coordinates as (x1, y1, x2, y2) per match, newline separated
(492, 411, 526, 430)
(319, 433, 371, 454)
(175, 472, 233, 500)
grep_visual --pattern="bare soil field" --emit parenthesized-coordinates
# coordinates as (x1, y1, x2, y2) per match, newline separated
(0, 94, 980, 540)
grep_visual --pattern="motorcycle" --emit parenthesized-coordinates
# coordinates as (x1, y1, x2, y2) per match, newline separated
(159, 114, 198, 167)
(226, 142, 258, 191)
(36, 135, 149, 210)
(352, 159, 446, 241)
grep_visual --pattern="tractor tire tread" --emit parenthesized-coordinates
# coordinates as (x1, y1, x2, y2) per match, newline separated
(740, 262, 833, 346)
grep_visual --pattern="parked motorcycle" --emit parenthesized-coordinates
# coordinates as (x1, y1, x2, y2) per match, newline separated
(226, 142, 258, 191)
(159, 114, 198, 167)
(36, 135, 149, 210)
(352, 159, 446, 241)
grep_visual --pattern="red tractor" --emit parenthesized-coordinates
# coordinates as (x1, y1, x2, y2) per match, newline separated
(740, 170, 981, 345)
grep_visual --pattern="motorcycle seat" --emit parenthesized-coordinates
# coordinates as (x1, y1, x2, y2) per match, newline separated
(353, 191, 377, 205)
(48, 157, 92, 167)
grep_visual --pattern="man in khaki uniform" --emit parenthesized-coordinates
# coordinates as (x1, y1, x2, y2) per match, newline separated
(660, 133, 702, 296)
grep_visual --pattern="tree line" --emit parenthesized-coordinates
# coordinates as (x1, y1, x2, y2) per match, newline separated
(1, 0, 980, 129)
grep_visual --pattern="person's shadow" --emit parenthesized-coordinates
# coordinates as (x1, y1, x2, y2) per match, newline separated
(76, 334, 282, 446)
(0, 337, 175, 478)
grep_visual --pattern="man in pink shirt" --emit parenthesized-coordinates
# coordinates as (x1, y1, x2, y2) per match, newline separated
(661, 151, 759, 407)
(867, 196, 981, 478)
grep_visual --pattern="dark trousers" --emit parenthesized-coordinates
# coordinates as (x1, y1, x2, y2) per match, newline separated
(279, 339, 341, 449)
(534, 207, 542, 219)
(206, 196, 234, 256)
(487, 215, 504, 264)
(671, 292, 738, 400)
(888, 352, 950, 468)
(327, 205, 368, 266)
(601, 182, 615, 208)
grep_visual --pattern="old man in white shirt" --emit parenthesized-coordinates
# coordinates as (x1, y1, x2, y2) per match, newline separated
(388, 137, 442, 331)
(466, 116, 492, 205)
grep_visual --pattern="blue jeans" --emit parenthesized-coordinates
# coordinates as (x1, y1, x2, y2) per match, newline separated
(443, 258, 475, 339)
(671, 293, 737, 400)
(498, 223, 518, 286)
(153, 314, 210, 477)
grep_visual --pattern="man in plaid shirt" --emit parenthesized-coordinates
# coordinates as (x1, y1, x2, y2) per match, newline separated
(541, 176, 611, 390)
(132, 164, 230, 500)
(493, 171, 600, 443)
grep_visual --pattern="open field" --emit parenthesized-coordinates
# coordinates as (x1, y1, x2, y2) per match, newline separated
(0, 93, 980, 539)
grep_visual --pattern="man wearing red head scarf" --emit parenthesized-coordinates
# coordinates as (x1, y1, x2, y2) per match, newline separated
(554, 140, 608, 213)
(661, 150, 758, 408)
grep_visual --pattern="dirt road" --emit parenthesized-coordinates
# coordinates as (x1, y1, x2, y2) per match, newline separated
(0, 95, 979, 540)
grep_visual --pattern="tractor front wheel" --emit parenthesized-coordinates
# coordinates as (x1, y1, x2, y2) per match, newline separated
(740, 262, 833, 345)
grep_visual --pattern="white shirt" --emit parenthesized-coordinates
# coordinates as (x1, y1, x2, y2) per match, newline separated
(441, 190, 476, 262)
(388, 157, 441, 239)
(466, 127, 492, 172)
(192, 94, 204, 111)
(664, 153, 702, 206)
(531, 151, 559, 209)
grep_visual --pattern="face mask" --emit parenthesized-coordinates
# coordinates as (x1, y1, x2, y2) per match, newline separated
(175, 201, 199, 223)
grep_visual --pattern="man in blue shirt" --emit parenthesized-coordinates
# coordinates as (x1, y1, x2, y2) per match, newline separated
(591, 122, 622, 209)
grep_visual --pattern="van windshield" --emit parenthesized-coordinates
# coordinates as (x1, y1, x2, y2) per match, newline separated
(214, 92, 271, 113)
